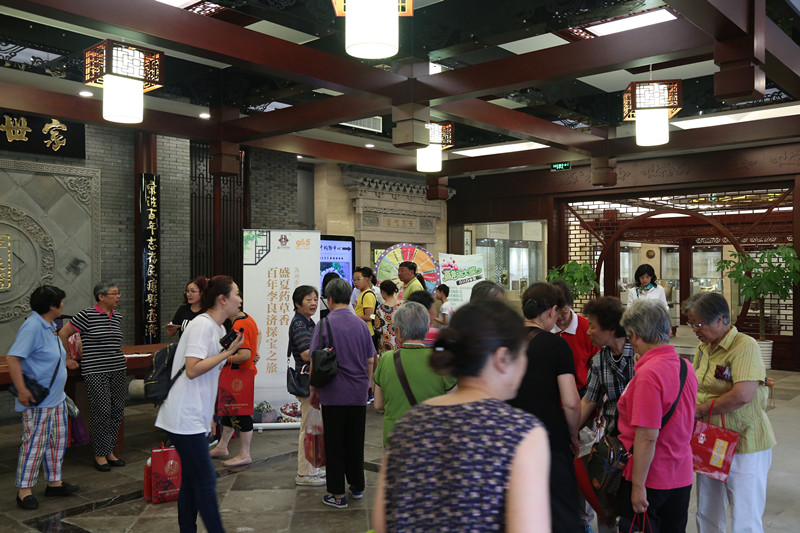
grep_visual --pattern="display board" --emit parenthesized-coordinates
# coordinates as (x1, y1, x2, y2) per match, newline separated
(374, 243, 440, 292)
(320, 235, 355, 292)
(438, 253, 486, 309)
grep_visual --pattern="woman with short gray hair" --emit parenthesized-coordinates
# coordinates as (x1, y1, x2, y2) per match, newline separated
(469, 280, 506, 302)
(683, 292, 775, 533)
(373, 302, 457, 446)
(615, 299, 698, 533)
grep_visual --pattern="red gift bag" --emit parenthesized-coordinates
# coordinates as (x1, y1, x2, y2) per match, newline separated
(691, 400, 739, 482)
(217, 365, 255, 417)
(303, 408, 326, 468)
(150, 444, 181, 504)
(144, 459, 152, 502)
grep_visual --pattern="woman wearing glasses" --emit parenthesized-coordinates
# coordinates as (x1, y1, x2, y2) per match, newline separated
(58, 281, 126, 472)
(166, 276, 208, 338)
(683, 292, 775, 533)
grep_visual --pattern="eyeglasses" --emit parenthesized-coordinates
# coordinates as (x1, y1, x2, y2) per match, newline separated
(352, 277, 363, 282)
(104, 291, 120, 297)
(186, 289, 200, 294)
(687, 321, 704, 329)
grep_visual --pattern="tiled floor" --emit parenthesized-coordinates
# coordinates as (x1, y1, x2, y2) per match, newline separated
(0, 369, 797, 533)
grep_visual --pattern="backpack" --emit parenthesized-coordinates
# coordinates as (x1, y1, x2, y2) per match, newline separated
(144, 343, 183, 406)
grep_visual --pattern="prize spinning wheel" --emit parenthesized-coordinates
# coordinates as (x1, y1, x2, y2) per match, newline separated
(375, 243, 440, 293)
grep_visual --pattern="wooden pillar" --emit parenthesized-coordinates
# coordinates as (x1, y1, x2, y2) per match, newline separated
(604, 240, 620, 298)
(793, 176, 800, 369)
(678, 238, 693, 324)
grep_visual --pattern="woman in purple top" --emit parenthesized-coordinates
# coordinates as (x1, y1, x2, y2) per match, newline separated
(309, 277, 376, 509)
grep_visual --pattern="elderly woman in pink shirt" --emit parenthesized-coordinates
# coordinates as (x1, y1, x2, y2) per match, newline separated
(616, 299, 698, 533)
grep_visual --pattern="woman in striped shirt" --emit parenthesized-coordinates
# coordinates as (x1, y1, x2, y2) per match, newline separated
(58, 281, 126, 472)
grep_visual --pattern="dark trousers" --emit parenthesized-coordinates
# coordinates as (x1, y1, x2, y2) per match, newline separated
(321, 405, 366, 495)
(168, 432, 224, 533)
(550, 448, 581, 533)
(618, 479, 691, 533)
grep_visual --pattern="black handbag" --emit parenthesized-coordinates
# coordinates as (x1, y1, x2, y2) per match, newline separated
(9, 358, 61, 406)
(310, 318, 338, 388)
(286, 340, 310, 397)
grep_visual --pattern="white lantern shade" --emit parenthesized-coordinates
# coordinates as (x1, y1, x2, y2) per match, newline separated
(103, 74, 144, 124)
(417, 144, 442, 173)
(635, 108, 669, 146)
(345, 0, 398, 59)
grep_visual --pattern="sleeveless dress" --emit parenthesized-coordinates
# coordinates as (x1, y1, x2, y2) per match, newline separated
(384, 398, 543, 532)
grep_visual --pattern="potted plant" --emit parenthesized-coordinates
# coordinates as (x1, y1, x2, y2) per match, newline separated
(546, 261, 600, 300)
(716, 243, 800, 368)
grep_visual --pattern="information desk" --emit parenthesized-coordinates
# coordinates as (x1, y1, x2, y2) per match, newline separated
(1, 343, 169, 453)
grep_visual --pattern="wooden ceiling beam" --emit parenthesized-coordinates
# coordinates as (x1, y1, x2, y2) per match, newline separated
(0, 0, 406, 100)
(431, 99, 604, 156)
(0, 81, 217, 139)
(243, 135, 417, 173)
(412, 18, 712, 104)
(439, 148, 587, 177)
(224, 94, 391, 143)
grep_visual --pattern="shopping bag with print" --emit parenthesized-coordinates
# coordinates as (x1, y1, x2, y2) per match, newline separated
(303, 407, 326, 468)
(150, 444, 181, 504)
(217, 364, 255, 416)
(691, 400, 739, 482)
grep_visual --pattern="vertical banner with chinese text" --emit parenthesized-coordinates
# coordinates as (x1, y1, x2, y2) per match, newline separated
(139, 173, 161, 344)
(438, 253, 486, 310)
(243, 230, 321, 410)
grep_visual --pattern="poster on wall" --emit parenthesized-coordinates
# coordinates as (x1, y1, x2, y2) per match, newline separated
(438, 253, 486, 309)
(242, 229, 321, 417)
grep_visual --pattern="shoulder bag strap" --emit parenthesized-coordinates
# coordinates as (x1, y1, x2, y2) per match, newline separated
(393, 349, 417, 406)
(325, 316, 336, 351)
(661, 358, 688, 428)
(49, 332, 64, 388)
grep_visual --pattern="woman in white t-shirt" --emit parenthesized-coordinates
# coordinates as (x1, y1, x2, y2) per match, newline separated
(626, 263, 668, 309)
(155, 275, 244, 533)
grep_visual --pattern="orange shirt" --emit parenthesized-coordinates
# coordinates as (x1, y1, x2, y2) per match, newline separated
(232, 313, 259, 374)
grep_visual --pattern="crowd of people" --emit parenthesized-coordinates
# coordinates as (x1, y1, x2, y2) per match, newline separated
(7, 262, 776, 533)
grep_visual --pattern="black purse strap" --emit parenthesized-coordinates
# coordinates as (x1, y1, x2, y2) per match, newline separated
(393, 349, 417, 406)
(661, 358, 688, 428)
(323, 316, 336, 351)
(48, 331, 64, 388)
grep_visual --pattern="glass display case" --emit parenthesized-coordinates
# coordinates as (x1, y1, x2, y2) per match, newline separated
(691, 246, 723, 298)
(473, 220, 547, 292)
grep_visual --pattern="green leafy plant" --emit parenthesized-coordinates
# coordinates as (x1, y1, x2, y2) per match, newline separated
(716, 243, 800, 341)
(546, 261, 600, 299)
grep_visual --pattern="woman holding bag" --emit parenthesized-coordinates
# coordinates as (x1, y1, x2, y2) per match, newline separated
(155, 275, 244, 533)
(288, 285, 325, 487)
(683, 292, 775, 533)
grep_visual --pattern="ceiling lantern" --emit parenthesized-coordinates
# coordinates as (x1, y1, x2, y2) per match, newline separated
(333, 0, 412, 59)
(416, 121, 453, 173)
(623, 80, 682, 146)
(84, 40, 164, 124)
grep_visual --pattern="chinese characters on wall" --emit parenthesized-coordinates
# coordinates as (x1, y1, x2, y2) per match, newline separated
(140, 174, 161, 343)
(261, 266, 297, 374)
(0, 112, 85, 158)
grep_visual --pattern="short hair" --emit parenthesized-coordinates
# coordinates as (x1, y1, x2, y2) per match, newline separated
(550, 278, 574, 308)
(355, 266, 376, 284)
(682, 292, 731, 326)
(634, 264, 658, 287)
(292, 285, 319, 310)
(30, 285, 66, 315)
(324, 277, 352, 305)
(321, 272, 340, 298)
(436, 284, 450, 297)
(469, 280, 505, 302)
(521, 282, 564, 319)
(406, 289, 434, 310)
(379, 279, 399, 296)
(398, 261, 417, 273)
(431, 300, 527, 378)
(583, 296, 626, 338)
(93, 281, 117, 302)
(393, 302, 430, 341)
(201, 275, 236, 310)
(620, 299, 671, 344)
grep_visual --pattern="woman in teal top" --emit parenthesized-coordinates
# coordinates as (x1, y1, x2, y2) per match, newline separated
(373, 302, 457, 446)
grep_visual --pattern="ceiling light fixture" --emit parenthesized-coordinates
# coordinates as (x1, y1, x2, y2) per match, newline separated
(623, 75, 682, 146)
(199, 112, 211, 119)
(586, 8, 676, 37)
(84, 39, 163, 124)
(334, 0, 407, 59)
(416, 122, 453, 173)
(365, 143, 375, 148)
(78, 90, 93, 97)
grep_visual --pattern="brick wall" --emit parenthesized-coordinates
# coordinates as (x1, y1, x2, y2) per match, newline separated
(248, 148, 305, 230)
(157, 135, 191, 322)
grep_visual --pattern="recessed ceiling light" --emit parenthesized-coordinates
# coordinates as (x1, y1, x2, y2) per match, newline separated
(78, 90, 93, 97)
(198, 112, 211, 119)
(452, 141, 548, 158)
(297, 155, 303, 159)
(586, 9, 676, 37)
(365, 143, 375, 148)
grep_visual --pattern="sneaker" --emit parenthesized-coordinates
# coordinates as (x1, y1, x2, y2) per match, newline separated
(322, 494, 348, 509)
(367, 393, 374, 404)
(583, 525, 595, 533)
(295, 475, 326, 487)
(349, 486, 364, 500)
